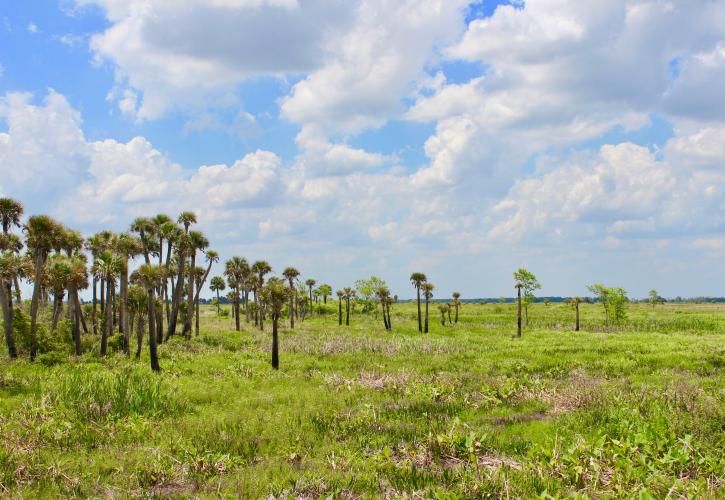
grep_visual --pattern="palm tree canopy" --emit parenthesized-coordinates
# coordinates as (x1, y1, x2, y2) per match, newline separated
(210, 276, 226, 292)
(410, 272, 427, 287)
(115, 232, 144, 259)
(177, 211, 197, 230)
(305, 278, 316, 287)
(24, 215, 62, 254)
(261, 277, 290, 314)
(282, 267, 300, 281)
(205, 249, 219, 264)
(188, 230, 209, 251)
(0, 197, 24, 232)
(136, 264, 164, 289)
(422, 283, 434, 299)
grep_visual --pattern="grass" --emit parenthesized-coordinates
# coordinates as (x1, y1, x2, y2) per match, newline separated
(1, 302, 723, 498)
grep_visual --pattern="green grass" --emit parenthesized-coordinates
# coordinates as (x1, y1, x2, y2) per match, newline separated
(1, 302, 723, 498)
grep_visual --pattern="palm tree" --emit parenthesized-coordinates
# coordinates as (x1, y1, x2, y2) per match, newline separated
(261, 277, 289, 370)
(136, 264, 163, 371)
(67, 255, 88, 355)
(0, 251, 30, 358)
(127, 283, 147, 359)
(183, 231, 208, 338)
(210, 276, 226, 315)
(336, 290, 344, 326)
(343, 287, 355, 326)
(97, 250, 122, 356)
(24, 215, 61, 361)
(167, 233, 190, 339)
(252, 260, 272, 330)
(116, 233, 143, 354)
(376, 286, 392, 331)
(159, 221, 181, 325)
(0, 198, 23, 312)
(452, 292, 461, 324)
(130, 217, 155, 264)
(282, 267, 300, 328)
(305, 279, 316, 306)
(224, 257, 249, 331)
(193, 250, 218, 336)
(438, 303, 449, 326)
(0, 198, 24, 236)
(410, 272, 427, 333)
(422, 283, 434, 333)
(515, 283, 523, 338)
(46, 254, 72, 330)
(177, 211, 197, 234)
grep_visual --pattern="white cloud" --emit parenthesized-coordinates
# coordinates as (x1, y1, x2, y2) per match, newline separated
(27, 22, 38, 34)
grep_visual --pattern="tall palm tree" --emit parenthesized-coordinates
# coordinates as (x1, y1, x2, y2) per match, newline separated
(136, 264, 163, 372)
(127, 283, 147, 359)
(343, 287, 355, 326)
(116, 233, 143, 354)
(130, 217, 155, 264)
(282, 267, 300, 328)
(410, 273, 427, 333)
(167, 233, 190, 339)
(67, 255, 88, 355)
(159, 221, 181, 324)
(24, 215, 61, 361)
(252, 260, 272, 330)
(0, 251, 30, 358)
(452, 292, 461, 324)
(336, 290, 344, 326)
(193, 250, 218, 336)
(97, 250, 122, 356)
(0, 198, 23, 312)
(305, 278, 316, 306)
(422, 283, 434, 334)
(224, 256, 248, 331)
(184, 231, 209, 338)
(177, 211, 197, 234)
(376, 286, 392, 331)
(210, 276, 226, 315)
(261, 277, 289, 370)
(45, 254, 72, 330)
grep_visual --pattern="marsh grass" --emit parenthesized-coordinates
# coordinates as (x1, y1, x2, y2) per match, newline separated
(0, 302, 723, 497)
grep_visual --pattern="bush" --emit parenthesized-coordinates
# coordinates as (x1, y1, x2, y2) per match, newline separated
(14, 310, 72, 355)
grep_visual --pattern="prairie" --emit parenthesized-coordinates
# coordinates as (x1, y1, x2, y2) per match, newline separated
(1, 302, 723, 498)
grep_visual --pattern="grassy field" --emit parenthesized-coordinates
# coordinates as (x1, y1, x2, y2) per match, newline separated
(1, 302, 724, 498)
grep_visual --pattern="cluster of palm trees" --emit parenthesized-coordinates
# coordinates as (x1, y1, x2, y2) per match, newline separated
(409, 273, 462, 333)
(0, 197, 221, 371)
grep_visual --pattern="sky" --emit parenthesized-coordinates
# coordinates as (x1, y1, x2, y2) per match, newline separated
(1, 0, 724, 300)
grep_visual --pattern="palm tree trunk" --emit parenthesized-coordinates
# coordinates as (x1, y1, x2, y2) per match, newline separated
(147, 288, 160, 372)
(271, 314, 279, 369)
(165, 240, 173, 323)
(70, 286, 81, 355)
(216, 290, 221, 315)
(575, 302, 580, 331)
(51, 292, 63, 331)
(135, 313, 144, 359)
(517, 287, 522, 338)
(345, 298, 350, 326)
(76, 291, 88, 334)
(92, 274, 98, 335)
(101, 278, 112, 356)
(289, 285, 295, 329)
(424, 298, 429, 333)
(120, 260, 129, 354)
(29, 252, 47, 362)
(235, 287, 241, 331)
(447, 308, 452, 325)
(195, 289, 200, 336)
(338, 300, 342, 326)
(184, 251, 196, 338)
(416, 287, 422, 333)
(167, 250, 186, 339)
(454, 304, 458, 324)
(0, 281, 17, 358)
(387, 304, 392, 330)
(100, 276, 105, 314)
(382, 304, 389, 330)
(13, 277, 22, 306)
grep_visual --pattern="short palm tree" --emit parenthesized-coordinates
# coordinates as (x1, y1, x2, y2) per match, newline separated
(192, 248, 217, 336)
(422, 283, 434, 333)
(24, 215, 61, 361)
(376, 286, 392, 331)
(305, 278, 316, 305)
(210, 276, 226, 315)
(136, 264, 163, 371)
(410, 272, 427, 333)
(252, 260, 272, 329)
(260, 277, 290, 370)
(282, 267, 300, 328)
(451, 292, 461, 324)
(438, 303, 449, 326)
(184, 231, 209, 338)
(127, 284, 148, 359)
(0, 251, 31, 358)
(224, 256, 249, 331)
(343, 287, 355, 326)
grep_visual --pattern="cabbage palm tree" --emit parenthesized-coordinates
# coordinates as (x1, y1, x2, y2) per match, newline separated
(67, 255, 88, 355)
(116, 233, 143, 354)
(410, 272, 427, 333)
(451, 292, 461, 324)
(515, 283, 523, 338)
(224, 256, 248, 331)
(252, 260, 272, 329)
(261, 277, 289, 369)
(0, 198, 23, 311)
(184, 231, 209, 338)
(97, 250, 122, 356)
(136, 264, 163, 371)
(376, 286, 392, 331)
(422, 283, 434, 334)
(177, 211, 197, 234)
(127, 283, 147, 359)
(24, 215, 61, 361)
(282, 267, 300, 328)
(343, 287, 355, 326)
(210, 276, 226, 315)
(438, 303, 449, 326)
(336, 290, 344, 326)
(167, 233, 190, 339)
(46, 254, 72, 331)
(0, 251, 30, 358)
(318, 284, 332, 304)
(194, 249, 218, 336)
(130, 217, 154, 265)
(159, 221, 181, 324)
(305, 278, 316, 306)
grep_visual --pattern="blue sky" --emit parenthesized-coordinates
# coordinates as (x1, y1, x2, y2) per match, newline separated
(1, 0, 724, 299)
